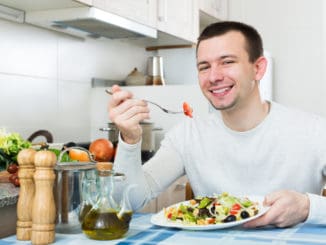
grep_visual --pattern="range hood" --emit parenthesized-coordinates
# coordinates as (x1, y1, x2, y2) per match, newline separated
(25, 6, 158, 40)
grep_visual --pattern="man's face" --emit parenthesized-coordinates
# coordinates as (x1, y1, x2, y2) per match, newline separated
(196, 31, 259, 112)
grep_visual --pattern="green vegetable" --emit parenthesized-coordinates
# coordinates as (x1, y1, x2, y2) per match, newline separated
(183, 212, 196, 223)
(0, 128, 31, 169)
(240, 199, 253, 208)
(179, 204, 188, 213)
(48, 148, 73, 162)
(198, 197, 212, 209)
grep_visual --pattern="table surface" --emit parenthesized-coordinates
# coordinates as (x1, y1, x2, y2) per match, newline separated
(1, 213, 326, 245)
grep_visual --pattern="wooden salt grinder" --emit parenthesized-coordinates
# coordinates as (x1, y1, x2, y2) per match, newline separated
(16, 148, 37, 240)
(31, 150, 57, 245)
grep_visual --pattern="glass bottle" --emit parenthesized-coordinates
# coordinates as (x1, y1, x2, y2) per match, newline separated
(81, 162, 133, 240)
(79, 168, 97, 223)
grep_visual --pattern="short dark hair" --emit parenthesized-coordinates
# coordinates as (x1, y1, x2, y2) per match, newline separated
(196, 21, 263, 63)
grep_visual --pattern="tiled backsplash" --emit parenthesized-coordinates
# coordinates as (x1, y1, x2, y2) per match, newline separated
(0, 18, 150, 143)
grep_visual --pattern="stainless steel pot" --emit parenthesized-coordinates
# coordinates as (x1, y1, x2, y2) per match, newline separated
(54, 147, 96, 234)
(99, 122, 162, 160)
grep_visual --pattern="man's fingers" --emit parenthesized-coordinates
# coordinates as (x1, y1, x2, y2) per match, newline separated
(111, 84, 121, 93)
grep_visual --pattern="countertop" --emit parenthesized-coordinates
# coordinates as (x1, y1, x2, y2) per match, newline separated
(0, 183, 19, 208)
(0, 183, 19, 239)
(2, 213, 326, 245)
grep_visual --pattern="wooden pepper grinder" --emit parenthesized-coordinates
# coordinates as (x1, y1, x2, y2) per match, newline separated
(31, 150, 57, 245)
(16, 148, 37, 240)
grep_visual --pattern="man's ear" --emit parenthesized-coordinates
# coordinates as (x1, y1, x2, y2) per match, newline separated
(254, 56, 268, 81)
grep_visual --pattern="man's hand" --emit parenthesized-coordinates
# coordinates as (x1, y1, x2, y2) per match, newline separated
(108, 85, 150, 144)
(243, 190, 310, 228)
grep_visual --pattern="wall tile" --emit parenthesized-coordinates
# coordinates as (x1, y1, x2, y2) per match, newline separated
(0, 19, 57, 79)
(57, 36, 149, 83)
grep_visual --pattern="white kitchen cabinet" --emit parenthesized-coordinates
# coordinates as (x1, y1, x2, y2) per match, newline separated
(156, 0, 199, 43)
(88, 0, 200, 44)
(199, 0, 228, 20)
(91, 0, 157, 28)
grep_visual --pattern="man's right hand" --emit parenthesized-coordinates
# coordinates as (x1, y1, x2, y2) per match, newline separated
(107, 85, 150, 144)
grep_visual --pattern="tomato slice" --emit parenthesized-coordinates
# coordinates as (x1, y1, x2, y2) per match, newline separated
(183, 102, 193, 118)
(230, 210, 239, 215)
(231, 203, 241, 210)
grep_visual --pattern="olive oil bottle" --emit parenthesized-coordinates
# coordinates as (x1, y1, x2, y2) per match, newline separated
(82, 209, 132, 240)
(81, 162, 133, 240)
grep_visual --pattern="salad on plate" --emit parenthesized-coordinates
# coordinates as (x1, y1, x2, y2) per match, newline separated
(164, 192, 260, 225)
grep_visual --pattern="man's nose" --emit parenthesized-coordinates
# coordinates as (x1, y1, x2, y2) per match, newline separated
(209, 65, 224, 83)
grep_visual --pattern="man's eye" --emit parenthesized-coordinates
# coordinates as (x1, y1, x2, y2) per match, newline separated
(198, 65, 209, 71)
(223, 60, 235, 64)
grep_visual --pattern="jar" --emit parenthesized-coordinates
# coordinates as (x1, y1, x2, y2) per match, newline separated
(81, 162, 133, 240)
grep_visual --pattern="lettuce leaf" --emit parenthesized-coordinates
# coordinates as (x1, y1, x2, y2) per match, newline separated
(0, 129, 31, 168)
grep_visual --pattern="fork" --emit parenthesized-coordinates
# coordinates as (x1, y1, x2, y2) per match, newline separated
(105, 89, 183, 114)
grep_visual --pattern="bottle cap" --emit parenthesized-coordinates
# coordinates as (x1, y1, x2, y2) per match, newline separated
(96, 162, 113, 171)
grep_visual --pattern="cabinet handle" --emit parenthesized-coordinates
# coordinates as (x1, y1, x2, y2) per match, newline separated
(158, 0, 167, 22)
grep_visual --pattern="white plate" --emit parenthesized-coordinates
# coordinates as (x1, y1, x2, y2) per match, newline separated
(151, 195, 270, 230)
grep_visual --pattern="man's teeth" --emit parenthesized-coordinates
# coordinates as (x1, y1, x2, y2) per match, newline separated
(212, 87, 230, 94)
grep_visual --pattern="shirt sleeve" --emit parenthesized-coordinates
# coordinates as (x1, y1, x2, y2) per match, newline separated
(306, 193, 326, 224)
(113, 132, 185, 211)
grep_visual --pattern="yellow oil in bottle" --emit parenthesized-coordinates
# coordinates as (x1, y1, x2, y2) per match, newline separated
(79, 203, 93, 223)
(82, 209, 132, 240)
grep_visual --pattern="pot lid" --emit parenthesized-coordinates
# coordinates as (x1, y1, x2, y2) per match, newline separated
(55, 162, 96, 171)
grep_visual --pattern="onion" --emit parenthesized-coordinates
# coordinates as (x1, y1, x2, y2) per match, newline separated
(89, 138, 114, 162)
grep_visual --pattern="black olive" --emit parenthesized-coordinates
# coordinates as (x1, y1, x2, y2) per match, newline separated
(223, 215, 236, 223)
(240, 210, 250, 219)
(198, 208, 210, 217)
(209, 205, 215, 214)
(187, 207, 194, 212)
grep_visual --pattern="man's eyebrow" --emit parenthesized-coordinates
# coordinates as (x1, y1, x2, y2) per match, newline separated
(197, 61, 208, 66)
(197, 54, 238, 66)
(220, 54, 237, 59)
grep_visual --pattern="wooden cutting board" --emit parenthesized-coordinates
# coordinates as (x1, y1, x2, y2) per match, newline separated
(0, 171, 11, 183)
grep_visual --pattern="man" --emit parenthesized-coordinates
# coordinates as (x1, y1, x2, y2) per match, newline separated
(108, 21, 326, 227)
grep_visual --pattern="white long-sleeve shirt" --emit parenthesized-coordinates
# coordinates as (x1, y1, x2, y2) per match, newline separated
(114, 101, 326, 224)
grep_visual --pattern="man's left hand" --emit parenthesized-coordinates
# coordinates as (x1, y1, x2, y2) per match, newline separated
(243, 190, 310, 228)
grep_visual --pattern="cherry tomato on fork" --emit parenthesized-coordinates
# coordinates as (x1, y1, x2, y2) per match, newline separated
(183, 102, 193, 118)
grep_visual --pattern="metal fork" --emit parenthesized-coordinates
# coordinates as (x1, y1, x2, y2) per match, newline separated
(105, 89, 183, 114)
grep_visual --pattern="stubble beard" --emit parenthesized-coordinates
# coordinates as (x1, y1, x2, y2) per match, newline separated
(209, 96, 239, 111)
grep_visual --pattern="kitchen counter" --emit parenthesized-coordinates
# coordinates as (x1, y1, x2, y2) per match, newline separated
(0, 183, 19, 208)
(2, 213, 326, 244)
(0, 183, 19, 238)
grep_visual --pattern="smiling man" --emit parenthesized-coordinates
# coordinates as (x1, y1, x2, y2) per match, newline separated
(108, 21, 326, 228)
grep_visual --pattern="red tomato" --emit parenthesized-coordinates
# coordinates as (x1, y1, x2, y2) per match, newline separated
(13, 177, 20, 187)
(206, 218, 216, 224)
(9, 173, 18, 183)
(7, 163, 18, 174)
(230, 210, 239, 215)
(231, 203, 241, 210)
(183, 102, 193, 118)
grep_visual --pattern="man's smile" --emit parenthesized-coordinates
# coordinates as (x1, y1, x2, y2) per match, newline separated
(209, 85, 234, 97)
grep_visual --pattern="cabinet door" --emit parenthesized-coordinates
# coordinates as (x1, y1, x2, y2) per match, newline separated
(199, 0, 228, 20)
(157, 0, 199, 43)
(92, 0, 156, 28)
